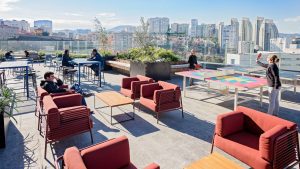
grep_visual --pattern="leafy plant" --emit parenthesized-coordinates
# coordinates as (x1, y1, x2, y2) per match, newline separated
(99, 49, 112, 57)
(0, 87, 17, 122)
(94, 17, 109, 51)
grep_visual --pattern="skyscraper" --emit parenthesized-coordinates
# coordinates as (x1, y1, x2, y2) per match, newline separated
(147, 17, 169, 34)
(218, 22, 224, 50)
(240, 17, 253, 41)
(230, 18, 239, 53)
(191, 19, 198, 37)
(34, 20, 53, 34)
(253, 17, 264, 46)
(259, 19, 279, 51)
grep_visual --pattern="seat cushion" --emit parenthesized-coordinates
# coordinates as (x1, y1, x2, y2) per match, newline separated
(63, 147, 87, 169)
(140, 97, 156, 112)
(214, 131, 271, 169)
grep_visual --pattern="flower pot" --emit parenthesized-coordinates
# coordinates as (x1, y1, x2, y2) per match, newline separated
(130, 61, 171, 81)
(0, 111, 10, 148)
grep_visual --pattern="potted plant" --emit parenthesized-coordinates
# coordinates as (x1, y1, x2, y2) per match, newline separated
(0, 86, 17, 148)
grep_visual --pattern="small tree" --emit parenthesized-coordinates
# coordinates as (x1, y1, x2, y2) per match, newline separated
(134, 17, 154, 49)
(94, 17, 109, 51)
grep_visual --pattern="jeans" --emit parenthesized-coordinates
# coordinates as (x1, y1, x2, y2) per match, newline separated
(268, 87, 280, 116)
(70, 84, 87, 106)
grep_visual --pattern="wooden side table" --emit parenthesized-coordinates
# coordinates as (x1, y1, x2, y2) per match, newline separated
(184, 153, 244, 169)
(94, 91, 135, 125)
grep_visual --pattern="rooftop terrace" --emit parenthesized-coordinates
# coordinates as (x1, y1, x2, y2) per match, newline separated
(0, 63, 300, 169)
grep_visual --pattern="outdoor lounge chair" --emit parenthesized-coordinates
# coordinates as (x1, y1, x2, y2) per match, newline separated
(139, 81, 183, 123)
(55, 135, 160, 169)
(43, 94, 93, 158)
(211, 106, 300, 169)
(120, 75, 154, 100)
(36, 86, 74, 134)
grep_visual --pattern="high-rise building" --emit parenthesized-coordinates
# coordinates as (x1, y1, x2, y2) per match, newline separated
(240, 17, 253, 41)
(34, 20, 53, 34)
(112, 31, 134, 52)
(259, 19, 279, 51)
(170, 23, 189, 35)
(147, 17, 169, 34)
(202, 24, 217, 38)
(196, 24, 205, 37)
(0, 21, 18, 40)
(253, 17, 264, 46)
(238, 41, 255, 54)
(230, 18, 239, 52)
(270, 38, 287, 52)
(3, 20, 30, 33)
(191, 19, 198, 37)
(218, 22, 224, 50)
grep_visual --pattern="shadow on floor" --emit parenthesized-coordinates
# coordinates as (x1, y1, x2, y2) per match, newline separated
(138, 103, 215, 143)
(0, 122, 39, 169)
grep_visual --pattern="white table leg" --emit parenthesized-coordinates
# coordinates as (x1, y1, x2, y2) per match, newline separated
(260, 87, 263, 107)
(234, 88, 238, 110)
(183, 76, 186, 97)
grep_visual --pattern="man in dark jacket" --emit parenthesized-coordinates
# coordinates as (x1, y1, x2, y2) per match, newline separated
(40, 71, 71, 93)
(88, 49, 103, 76)
(40, 71, 89, 106)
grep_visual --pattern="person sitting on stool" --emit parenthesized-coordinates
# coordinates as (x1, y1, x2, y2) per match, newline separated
(62, 49, 74, 68)
(88, 49, 103, 76)
(188, 49, 201, 85)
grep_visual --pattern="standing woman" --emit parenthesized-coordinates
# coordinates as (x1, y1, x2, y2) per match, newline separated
(256, 53, 281, 116)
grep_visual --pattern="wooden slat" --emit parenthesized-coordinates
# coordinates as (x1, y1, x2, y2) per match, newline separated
(184, 153, 244, 169)
(95, 91, 133, 107)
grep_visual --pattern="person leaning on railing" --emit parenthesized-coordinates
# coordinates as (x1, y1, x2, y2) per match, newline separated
(256, 53, 281, 116)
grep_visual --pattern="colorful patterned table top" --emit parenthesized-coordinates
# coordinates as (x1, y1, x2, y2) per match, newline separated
(175, 69, 234, 80)
(206, 74, 267, 89)
(218, 66, 264, 74)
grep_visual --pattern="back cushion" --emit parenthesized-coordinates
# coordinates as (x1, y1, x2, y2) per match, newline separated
(237, 106, 296, 134)
(63, 147, 87, 169)
(81, 136, 130, 169)
(216, 111, 244, 137)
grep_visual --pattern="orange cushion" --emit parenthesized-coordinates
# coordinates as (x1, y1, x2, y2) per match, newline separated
(214, 132, 271, 169)
(216, 111, 244, 137)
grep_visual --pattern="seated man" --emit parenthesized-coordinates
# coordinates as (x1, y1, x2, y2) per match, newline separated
(4, 51, 14, 61)
(40, 71, 90, 106)
(88, 49, 103, 76)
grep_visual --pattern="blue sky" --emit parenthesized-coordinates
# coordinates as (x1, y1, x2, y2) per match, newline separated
(1, 0, 299, 33)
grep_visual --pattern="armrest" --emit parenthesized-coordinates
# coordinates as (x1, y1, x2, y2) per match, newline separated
(53, 94, 82, 108)
(141, 83, 161, 98)
(50, 90, 75, 97)
(259, 125, 287, 161)
(122, 77, 139, 89)
(131, 80, 151, 93)
(153, 89, 174, 104)
(144, 163, 160, 169)
(61, 147, 87, 169)
(215, 111, 244, 137)
(59, 106, 90, 122)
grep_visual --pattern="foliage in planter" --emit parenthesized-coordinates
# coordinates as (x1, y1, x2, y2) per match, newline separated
(116, 47, 180, 63)
(38, 51, 46, 58)
(70, 54, 89, 58)
(99, 49, 113, 57)
(0, 87, 17, 122)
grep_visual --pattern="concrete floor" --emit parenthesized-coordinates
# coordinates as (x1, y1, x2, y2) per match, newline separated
(0, 64, 300, 169)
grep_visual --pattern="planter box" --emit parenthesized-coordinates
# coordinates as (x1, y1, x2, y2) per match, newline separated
(0, 112, 10, 148)
(102, 56, 116, 70)
(130, 61, 171, 81)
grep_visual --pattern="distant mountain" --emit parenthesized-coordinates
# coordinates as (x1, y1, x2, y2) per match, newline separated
(279, 33, 300, 38)
(107, 25, 136, 33)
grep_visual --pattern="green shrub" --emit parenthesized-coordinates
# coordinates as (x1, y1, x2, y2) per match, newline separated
(116, 47, 179, 63)
(99, 49, 113, 57)
(70, 53, 89, 58)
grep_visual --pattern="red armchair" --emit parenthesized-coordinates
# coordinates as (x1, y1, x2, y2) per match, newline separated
(36, 86, 74, 134)
(120, 75, 154, 99)
(140, 81, 183, 123)
(211, 106, 300, 169)
(43, 94, 93, 158)
(55, 136, 160, 169)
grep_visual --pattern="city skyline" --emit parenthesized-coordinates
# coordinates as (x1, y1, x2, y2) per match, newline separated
(0, 0, 300, 33)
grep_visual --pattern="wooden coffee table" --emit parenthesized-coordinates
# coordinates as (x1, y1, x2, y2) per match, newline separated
(184, 153, 244, 169)
(94, 91, 135, 125)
